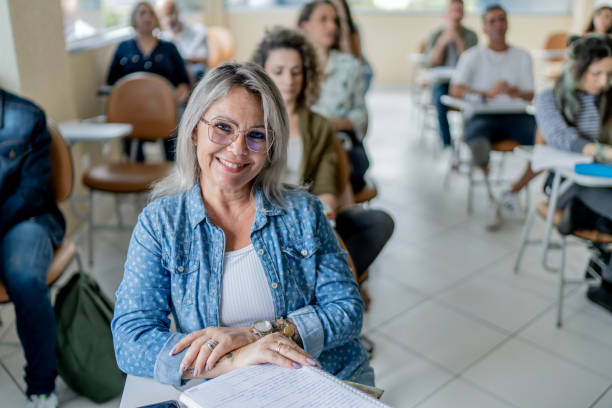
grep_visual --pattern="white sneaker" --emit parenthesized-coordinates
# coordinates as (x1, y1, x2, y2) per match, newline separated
(485, 200, 502, 231)
(500, 191, 524, 219)
(26, 393, 58, 408)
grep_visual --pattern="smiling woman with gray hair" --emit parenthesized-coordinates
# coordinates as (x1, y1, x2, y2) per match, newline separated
(111, 62, 374, 387)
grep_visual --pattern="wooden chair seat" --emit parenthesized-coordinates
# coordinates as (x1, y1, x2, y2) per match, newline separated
(0, 240, 76, 304)
(354, 185, 378, 204)
(83, 162, 172, 194)
(536, 201, 612, 244)
(491, 139, 520, 152)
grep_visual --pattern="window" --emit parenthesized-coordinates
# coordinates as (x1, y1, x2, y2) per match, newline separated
(225, 0, 571, 14)
(61, 0, 205, 45)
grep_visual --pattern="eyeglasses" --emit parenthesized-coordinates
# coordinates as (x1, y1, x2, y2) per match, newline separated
(200, 117, 269, 153)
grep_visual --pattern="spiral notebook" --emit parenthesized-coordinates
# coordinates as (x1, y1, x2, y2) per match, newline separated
(178, 364, 390, 408)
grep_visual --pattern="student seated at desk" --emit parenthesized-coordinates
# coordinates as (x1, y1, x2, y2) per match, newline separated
(252, 26, 394, 293)
(425, 0, 478, 148)
(107, 1, 190, 162)
(535, 34, 612, 312)
(449, 4, 537, 230)
(158, 0, 208, 82)
(584, 0, 612, 35)
(111, 63, 374, 387)
(0, 89, 65, 408)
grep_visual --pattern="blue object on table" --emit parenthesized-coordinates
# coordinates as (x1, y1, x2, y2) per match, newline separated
(575, 163, 612, 178)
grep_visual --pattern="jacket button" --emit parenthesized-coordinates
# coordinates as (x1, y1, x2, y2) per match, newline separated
(271, 283, 278, 289)
(257, 249, 264, 255)
(177, 266, 184, 272)
(301, 249, 308, 256)
(9, 149, 16, 159)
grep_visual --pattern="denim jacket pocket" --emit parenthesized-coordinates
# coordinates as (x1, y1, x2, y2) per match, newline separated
(162, 256, 200, 306)
(280, 238, 320, 259)
(280, 238, 320, 304)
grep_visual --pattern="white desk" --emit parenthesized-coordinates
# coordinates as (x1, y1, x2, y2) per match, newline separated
(423, 67, 455, 86)
(407, 52, 427, 65)
(525, 146, 611, 267)
(440, 95, 531, 119)
(531, 49, 566, 61)
(57, 121, 133, 220)
(120, 375, 198, 407)
(58, 121, 132, 146)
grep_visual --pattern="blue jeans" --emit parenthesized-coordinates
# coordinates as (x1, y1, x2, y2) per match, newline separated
(0, 221, 57, 396)
(433, 82, 452, 147)
(465, 114, 535, 167)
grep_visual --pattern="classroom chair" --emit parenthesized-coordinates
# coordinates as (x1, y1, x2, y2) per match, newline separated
(207, 26, 236, 68)
(513, 133, 611, 327)
(82, 72, 175, 265)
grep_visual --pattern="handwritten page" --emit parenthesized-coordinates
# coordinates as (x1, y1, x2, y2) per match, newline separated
(179, 364, 389, 408)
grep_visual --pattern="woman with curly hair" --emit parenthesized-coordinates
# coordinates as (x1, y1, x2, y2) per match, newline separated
(252, 27, 393, 307)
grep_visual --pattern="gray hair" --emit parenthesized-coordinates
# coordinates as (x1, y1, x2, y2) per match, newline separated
(151, 62, 289, 206)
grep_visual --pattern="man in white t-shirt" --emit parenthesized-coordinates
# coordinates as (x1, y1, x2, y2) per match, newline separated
(450, 4, 536, 229)
(158, 0, 208, 81)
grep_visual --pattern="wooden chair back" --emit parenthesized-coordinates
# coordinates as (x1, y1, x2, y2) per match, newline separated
(48, 122, 73, 202)
(207, 26, 236, 68)
(543, 32, 568, 62)
(106, 72, 178, 142)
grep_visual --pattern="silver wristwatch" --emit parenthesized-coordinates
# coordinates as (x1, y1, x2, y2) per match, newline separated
(251, 320, 274, 338)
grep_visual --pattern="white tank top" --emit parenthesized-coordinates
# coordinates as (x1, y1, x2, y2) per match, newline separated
(219, 244, 275, 327)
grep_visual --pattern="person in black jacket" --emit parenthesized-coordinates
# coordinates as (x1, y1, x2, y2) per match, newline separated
(0, 88, 65, 408)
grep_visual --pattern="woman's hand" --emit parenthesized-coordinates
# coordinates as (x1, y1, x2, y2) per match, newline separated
(232, 332, 320, 371)
(171, 326, 258, 376)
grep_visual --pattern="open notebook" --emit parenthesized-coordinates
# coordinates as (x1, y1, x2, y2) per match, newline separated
(179, 364, 390, 408)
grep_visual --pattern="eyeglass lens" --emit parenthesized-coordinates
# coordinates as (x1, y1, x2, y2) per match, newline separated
(208, 119, 267, 152)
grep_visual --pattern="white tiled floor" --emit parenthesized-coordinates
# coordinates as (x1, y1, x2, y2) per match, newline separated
(2, 86, 612, 407)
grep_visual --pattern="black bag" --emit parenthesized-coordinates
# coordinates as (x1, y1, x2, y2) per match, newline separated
(54, 272, 125, 402)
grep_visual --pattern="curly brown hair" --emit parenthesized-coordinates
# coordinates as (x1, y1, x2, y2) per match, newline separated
(252, 26, 322, 110)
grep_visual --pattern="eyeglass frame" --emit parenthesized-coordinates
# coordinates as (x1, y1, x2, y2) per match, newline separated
(199, 117, 272, 153)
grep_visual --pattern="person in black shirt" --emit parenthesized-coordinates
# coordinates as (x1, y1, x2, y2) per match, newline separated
(107, 1, 190, 161)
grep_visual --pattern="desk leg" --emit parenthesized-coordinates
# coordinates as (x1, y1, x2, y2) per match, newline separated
(541, 171, 561, 268)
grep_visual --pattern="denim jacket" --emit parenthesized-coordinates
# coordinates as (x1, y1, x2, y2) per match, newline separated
(0, 89, 65, 244)
(111, 185, 369, 386)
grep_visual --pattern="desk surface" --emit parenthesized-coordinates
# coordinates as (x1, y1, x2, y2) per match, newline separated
(58, 121, 133, 142)
(440, 95, 531, 117)
(120, 375, 188, 408)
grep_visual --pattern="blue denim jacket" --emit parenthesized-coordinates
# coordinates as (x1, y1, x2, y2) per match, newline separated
(0, 89, 64, 243)
(111, 184, 369, 385)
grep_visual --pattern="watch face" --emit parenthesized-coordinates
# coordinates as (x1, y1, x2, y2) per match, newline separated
(253, 320, 273, 333)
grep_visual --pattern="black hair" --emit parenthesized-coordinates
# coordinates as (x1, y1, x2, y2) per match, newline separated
(584, 7, 612, 35)
(482, 3, 506, 22)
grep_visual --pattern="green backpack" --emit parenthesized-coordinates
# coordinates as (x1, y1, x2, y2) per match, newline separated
(54, 272, 126, 403)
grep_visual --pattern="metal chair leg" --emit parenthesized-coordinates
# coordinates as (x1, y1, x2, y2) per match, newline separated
(88, 191, 94, 266)
(115, 194, 123, 228)
(556, 235, 567, 328)
(467, 163, 474, 214)
(514, 204, 537, 273)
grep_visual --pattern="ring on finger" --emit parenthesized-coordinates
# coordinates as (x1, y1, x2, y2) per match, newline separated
(276, 341, 283, 354)
(206, 339, 218, 352)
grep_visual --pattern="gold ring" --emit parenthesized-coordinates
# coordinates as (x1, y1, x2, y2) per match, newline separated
(276, 341, 283, 354)
(206, 339, 218, 352)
